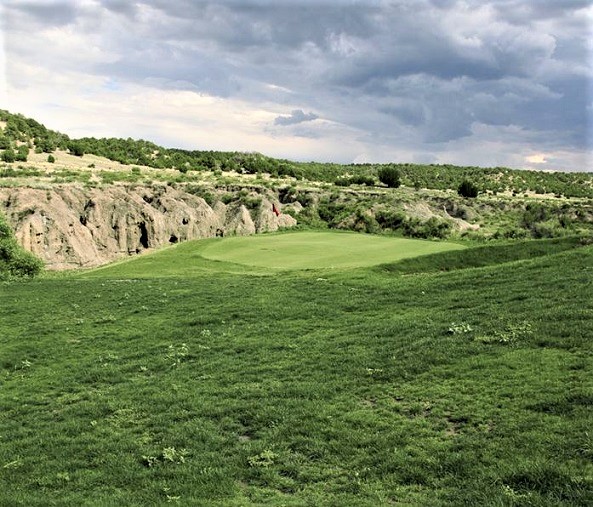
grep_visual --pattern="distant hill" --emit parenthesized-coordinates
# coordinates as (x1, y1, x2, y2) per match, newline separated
(1, 109, 592, 198)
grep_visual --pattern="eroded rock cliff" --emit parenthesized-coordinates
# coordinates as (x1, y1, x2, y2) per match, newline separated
(0, 185, 296, 269)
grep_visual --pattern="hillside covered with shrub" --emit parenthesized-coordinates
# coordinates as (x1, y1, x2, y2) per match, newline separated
(1, 109, 592, 271)
(2, 109, 592, 198)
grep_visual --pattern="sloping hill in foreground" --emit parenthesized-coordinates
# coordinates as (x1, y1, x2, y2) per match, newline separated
(0, 234, 591, 505)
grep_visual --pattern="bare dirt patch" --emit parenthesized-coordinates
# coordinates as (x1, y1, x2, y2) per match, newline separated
(26, 150, 152, 174)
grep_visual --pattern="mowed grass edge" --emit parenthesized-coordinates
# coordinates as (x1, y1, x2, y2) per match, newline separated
(78, 231, 466, 279)
(199, 231, 466, 269)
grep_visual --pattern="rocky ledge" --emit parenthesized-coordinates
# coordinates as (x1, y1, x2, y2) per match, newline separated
(0, 185, 296, 270)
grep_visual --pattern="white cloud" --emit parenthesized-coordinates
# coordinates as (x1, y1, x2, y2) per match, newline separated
(526, 154, 548, 164)
(0, 4, 7, 104)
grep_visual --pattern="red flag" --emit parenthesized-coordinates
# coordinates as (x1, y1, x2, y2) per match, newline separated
(272, 203, 280, 216)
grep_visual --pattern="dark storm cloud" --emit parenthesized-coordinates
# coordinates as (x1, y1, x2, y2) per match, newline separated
(380, 104, 426, 128)
(100, 0, 139, 17)
(4, 0, 591, 166)
(274, 110, 319, 126)
(489, 0, 591, 21)
(143, 0, 378, 51)
(96, 43, 241, 98)
(4, 0, 78, 26)
(327, 3, 559, 87)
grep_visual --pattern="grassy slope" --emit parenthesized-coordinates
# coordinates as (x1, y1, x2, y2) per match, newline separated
(1, 235, 592, 506)
(378, 236, 586, 275)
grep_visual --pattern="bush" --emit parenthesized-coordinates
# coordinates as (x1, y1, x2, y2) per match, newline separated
(403, 217, 452, 239)
(15, 145, 29, 162)
(47, 154, 55, 163)
(335, 175, 376, 187)
(185, 185, 216, 206)
(2, 148, 16, 163)
(0, 213, 43, 279)
(239, 195, 262, 211)
(378, 167, 401, 188)
(352, 208, 379, 233)
(493, 227, 529, 240)
(458, 180, 479, 198)
(521, 203, 549, 228)
(375, 209, 406, 230)
(68, 141, 86, 157)
(317, 199, 350, 226)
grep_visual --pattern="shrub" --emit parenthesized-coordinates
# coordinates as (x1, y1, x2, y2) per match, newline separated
(521, 203, 549, 228)
(16, 145, 29, 162)
(493, 227, 529, 240)
(68, 141, 86, 157)
(531, 222, 558, 239)
(378, 167, 401, 188)
(239, 195, 262, 211)
(458, 180, 479, 198)
(2, 148, 16, 163)
(375, 209, 406, 230)
(0, 213, 43, 279)
(403, 217, 452, 239)
(185, 185, 216, 206)
(317, 200, 349, 226)
(352, 208, 379, 233)
(335, 175, 375, 187)
(47, 154, 55, 163)
(221, 193, 235, 205)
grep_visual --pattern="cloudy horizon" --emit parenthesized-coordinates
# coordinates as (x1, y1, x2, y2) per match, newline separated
(1, 0, 591, 171)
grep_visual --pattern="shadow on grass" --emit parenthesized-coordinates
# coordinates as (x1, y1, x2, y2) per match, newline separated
(376, 236, 587, 276)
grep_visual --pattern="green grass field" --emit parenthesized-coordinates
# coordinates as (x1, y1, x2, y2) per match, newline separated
(83, 232, 465, 278)
(199, 232, 465, 270)
(1, 232, 592, 506)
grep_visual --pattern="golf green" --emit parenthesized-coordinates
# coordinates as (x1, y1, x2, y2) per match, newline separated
(200, 231, 465, 269)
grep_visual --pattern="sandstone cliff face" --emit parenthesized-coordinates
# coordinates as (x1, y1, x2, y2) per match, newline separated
(0, 185, 296, 270)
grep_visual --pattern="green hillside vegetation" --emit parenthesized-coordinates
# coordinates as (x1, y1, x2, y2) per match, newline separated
(2, 109, 593, 246)
(1, 109, 592, 198)
(1, 109, 593, 245)
(55, 137, 593, 198)
(0, 110, 70, 155)
(1, 232, 592, 505)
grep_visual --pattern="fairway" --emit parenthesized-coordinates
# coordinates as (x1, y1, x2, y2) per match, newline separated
(200, 231, 465, 269)
(1, 238, 592, 506)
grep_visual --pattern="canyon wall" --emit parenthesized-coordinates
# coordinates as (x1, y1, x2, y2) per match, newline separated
(0, 185, 296, 269)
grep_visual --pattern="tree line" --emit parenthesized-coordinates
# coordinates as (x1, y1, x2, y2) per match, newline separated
(1, 109, 592, 198)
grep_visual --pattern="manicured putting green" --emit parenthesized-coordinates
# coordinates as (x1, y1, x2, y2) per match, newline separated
(200, 231, 465, 269)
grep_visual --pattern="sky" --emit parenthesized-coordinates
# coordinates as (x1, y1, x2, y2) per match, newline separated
(1, 0, 592, 171)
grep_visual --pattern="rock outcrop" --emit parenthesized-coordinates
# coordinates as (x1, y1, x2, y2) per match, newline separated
(0, 185, 296, 270)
